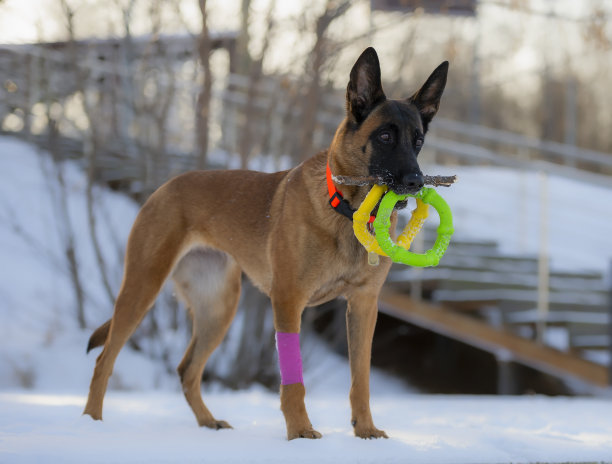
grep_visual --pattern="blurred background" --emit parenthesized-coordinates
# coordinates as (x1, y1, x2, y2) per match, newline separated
(0, 0, 611, 397)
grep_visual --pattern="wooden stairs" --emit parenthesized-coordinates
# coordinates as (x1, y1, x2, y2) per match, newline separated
(381, 227, 611, 390)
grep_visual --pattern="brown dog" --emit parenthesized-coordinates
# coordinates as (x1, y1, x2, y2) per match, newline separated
(83, 47, 448, 440)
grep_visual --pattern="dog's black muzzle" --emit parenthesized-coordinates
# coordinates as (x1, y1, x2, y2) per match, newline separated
(390, 172, 424, 195)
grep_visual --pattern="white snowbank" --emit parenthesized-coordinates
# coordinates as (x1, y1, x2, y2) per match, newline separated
(0, 136, 154, 390)
(2, 390, 612, 463)
(2, 136, 612, 463)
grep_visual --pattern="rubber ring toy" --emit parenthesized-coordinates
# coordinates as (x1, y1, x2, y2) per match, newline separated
(353, 186, 454, 267)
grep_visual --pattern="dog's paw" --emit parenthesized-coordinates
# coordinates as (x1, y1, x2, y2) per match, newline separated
(287, 428, 323, 440)
(200, 419, 233, 430)
(352, 420, 388, 439)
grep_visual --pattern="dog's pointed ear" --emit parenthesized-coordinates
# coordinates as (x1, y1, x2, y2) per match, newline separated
(408, 61, 449, 133)
(346, 47, 386, 124)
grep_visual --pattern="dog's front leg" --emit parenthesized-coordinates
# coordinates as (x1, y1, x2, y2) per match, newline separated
(272, 294, 322, 440)
(346, 291, 388, 439)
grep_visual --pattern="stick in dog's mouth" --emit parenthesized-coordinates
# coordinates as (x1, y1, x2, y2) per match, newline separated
(332, 174, 458, 188)
(422, 175, 458, 187)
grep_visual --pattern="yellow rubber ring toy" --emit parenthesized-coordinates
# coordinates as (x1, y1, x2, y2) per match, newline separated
(352, 184, 388, 256)
(353, 187, 431, 258)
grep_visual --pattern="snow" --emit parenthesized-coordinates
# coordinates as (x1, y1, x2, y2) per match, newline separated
(0, 136, 148, 391)
(2, 135, 612, 462)
(2, 390, 612, 463)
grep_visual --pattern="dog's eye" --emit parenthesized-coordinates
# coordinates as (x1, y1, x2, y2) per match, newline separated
(415, 137, 424, 149)
(378, 131, 393, 144)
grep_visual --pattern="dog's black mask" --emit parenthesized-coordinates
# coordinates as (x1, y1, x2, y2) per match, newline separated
(346, 48, 448, 195)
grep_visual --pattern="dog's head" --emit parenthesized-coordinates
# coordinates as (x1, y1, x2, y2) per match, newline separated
(332, 47, 448, 195)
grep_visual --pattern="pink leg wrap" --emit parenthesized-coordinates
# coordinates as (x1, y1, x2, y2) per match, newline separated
(275, 332, 304, 385)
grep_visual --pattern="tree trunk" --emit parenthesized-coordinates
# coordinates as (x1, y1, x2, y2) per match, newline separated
(196, 0, 212, 169)
(297, 0, 351, 161)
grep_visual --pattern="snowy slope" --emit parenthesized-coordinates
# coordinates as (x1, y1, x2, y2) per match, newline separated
(2, 136, 612, 386)
(0, 137, 153, 391)
(2, 390, 612, 463)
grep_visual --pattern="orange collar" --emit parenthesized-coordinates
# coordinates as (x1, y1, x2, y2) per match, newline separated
(326, 162, 374, 223)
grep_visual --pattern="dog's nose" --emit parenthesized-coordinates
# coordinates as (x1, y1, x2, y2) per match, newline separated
(401, 172, 424, 192)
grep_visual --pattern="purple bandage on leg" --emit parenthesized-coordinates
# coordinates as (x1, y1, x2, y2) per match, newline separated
(275, 332, 304, 385)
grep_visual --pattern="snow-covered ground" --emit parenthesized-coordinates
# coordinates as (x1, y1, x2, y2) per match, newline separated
(0, 136, 141, 391)
(2, 136, 612, 463)
(2, 389, 612, 463)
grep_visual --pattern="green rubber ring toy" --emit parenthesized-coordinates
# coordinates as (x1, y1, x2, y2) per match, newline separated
(372, 187, 454, 267)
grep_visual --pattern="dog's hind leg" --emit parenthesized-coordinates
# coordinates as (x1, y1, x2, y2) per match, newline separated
(84, 200, 188, 420)
(84, 267, 177, 419)
(173, 249, 241, 429)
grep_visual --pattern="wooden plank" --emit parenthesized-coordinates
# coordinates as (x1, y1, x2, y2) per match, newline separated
(506, 309, 609, 325)
(390, 259, 539, 278)
(379, 288, 609, 388)
(389, 268, 607, 292)
(425, 136, 612, 188)
(433, 117, 612, 168)
(433, 288, 608, 309)
(571, 334, 610, 349)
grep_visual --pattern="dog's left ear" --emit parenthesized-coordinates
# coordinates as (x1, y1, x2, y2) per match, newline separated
(346, 47, 387, 124)
(408, 61, 449, 133)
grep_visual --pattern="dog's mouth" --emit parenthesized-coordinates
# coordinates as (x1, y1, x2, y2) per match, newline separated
(393, 198, 409, 210)
(382, 176, 424, 196)
(386, 185, 413, 211)
(389, 183, 423, 195)
(393, 171, 425, 195)
(370, 170, 424, 196)
(371, 197, 408, 216)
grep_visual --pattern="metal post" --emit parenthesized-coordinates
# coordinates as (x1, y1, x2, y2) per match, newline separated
(410, 228, 424, 301)
(496, 349, 516, 395)
(518, 166, 528, 254)
(536, 171, 550, 344)
(564, 78, 577, 167)
(469, 11, 481, 126)
(608, 260, 612, 386)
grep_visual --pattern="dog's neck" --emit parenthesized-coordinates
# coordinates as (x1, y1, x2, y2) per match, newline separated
(327, 156, 372, 199)
(327, 159, 371, 212)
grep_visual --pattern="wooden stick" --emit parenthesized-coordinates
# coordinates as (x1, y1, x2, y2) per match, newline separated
(423, 175, 458, 188)
(332, 174, 457, 188)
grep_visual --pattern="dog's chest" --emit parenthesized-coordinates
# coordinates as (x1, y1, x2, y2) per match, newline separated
(306, 252, 389, 306)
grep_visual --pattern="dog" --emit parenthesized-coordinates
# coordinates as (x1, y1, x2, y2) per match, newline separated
(83, 47, 448, 440)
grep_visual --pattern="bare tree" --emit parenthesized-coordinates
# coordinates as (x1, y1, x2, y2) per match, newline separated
(236, 0, 253, 75)
(196, 0, 212, 169)
(296, 0, 351, 161)
(237, 0, 276, 168)
(59, 0, 117, 310)
(45, 116, 87, 328)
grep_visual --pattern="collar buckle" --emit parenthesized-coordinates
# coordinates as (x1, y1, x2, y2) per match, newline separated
(328, 192, 356, 219)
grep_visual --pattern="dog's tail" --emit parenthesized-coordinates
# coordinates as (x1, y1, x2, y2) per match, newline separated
(86, 319, 111, 353)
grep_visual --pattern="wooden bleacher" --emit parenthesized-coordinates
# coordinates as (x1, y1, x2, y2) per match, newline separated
(382, 228, 611, 390)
